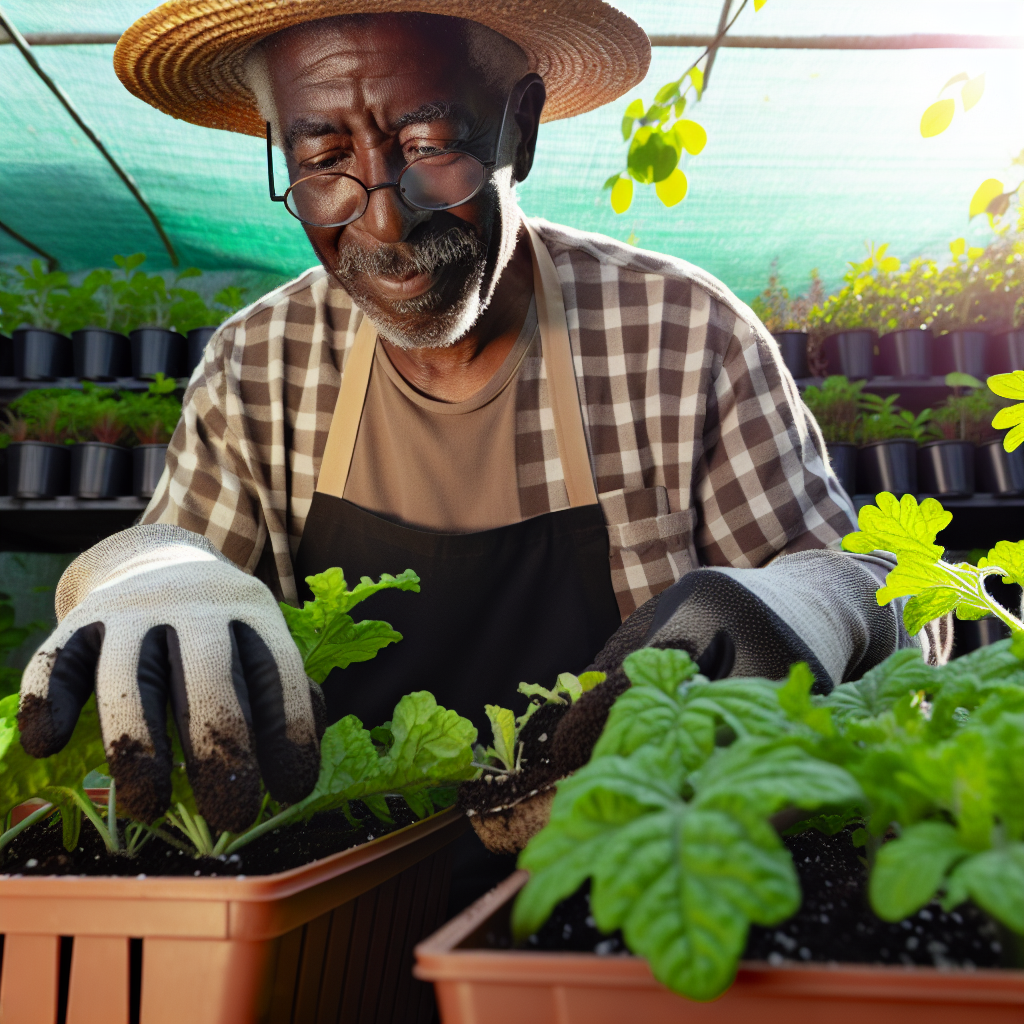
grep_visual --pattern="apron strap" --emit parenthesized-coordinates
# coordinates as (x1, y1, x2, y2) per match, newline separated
(521, 218, 598, 508)
(315, 221, 598, 507)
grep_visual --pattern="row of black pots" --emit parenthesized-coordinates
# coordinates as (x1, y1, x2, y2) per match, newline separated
(775, 329, 1024, 381)
(0, 326, 217, 381)
(826, 437, 1024, 499)
(3, 441, 167, 500)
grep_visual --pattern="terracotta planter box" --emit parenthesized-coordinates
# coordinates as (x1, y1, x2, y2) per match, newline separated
(0, 805, 465, 1024)
(415, 871, 1024, 1024)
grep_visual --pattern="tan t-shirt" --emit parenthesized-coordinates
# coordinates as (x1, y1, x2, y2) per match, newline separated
(344, 299, 538, 532)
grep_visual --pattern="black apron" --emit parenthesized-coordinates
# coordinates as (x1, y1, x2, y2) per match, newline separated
(292, 220, 621, 909)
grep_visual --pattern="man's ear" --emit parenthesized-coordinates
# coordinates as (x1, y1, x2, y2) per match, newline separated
(512, 73, 546, 183)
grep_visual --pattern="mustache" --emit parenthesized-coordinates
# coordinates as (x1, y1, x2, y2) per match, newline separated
(333, 226, 487, 280)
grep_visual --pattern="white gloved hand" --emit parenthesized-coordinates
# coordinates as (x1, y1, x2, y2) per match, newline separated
(19, 524, 323, 833)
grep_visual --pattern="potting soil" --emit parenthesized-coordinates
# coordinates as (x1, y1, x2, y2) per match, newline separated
(0, 798, 419, 877)
(525, 827, 1008, 969)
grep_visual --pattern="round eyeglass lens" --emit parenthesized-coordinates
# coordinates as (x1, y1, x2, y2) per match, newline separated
(285, 173, 368, 227)
(399, 153, 486, 210)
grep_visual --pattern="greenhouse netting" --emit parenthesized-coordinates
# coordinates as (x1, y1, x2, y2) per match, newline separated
(2, 0, 1023, 300)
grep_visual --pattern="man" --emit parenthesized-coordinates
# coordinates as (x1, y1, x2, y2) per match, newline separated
(19, 2, 943, 846)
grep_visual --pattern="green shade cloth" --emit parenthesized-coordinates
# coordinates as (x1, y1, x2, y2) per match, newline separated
(2, 0, 1022, 300)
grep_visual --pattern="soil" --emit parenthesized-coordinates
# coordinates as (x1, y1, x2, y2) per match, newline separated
(0, 798, 418, 878)
(458, 703, 568, 815)
(525, 827, 1011, 969)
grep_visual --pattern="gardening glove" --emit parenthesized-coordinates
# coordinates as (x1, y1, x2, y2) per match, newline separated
(552, 548, 908, 776)
(18, 524, 323, 833)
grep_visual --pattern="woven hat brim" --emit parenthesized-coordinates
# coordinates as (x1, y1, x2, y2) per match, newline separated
(113, 0, 652, 136)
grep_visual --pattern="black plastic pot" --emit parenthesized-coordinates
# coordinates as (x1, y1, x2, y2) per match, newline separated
(823, 330, 875, 379)
(826, 442, 857, 495)
(70, 442, 132, 499)
(130, 328, 186, 379)
(955, 616, 1011, 656)
(133, 444, 168, 499)
(975, 438, 1024, 496)
(989, 330, 1024, 374)
(917, 440, 974, 498)
(934, 331, 987, 379)
(773, 331, 809, 379)
(857, 439, 917, 496)
(0, 334, 13, 377)
(0, 448, 7, 496)
(72, 328, 131, 381)
(877, 329, 932, 378)
(7, 441, 71, 499)
(187, 326, 218, 375)
(12, 328, 73, 380)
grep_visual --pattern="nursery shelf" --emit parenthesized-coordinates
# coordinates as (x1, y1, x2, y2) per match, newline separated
(0, 496, 147, 552)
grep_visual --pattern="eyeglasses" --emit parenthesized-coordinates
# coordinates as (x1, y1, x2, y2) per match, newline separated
(266, 90, 515, 229)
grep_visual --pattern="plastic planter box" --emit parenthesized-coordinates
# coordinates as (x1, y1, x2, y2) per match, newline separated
(415, 871, 1024, 1024)
(0, 805, 465, 1024)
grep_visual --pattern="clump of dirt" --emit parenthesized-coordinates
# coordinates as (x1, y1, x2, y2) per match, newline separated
(458, 702, 567, 816)
(525, 828, 1009, 968)
(0, 798, 418, 878)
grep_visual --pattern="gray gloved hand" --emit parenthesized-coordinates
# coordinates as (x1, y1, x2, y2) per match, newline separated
(18, 524, 323, 833)
(552, 549, 900, 776)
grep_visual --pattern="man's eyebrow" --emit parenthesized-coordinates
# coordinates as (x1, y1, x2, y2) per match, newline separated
(284, 116, 340, 150)
(391, 101, 473, 131)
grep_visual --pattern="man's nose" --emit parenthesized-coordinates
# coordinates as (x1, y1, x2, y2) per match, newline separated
(355, 150, 430, 244)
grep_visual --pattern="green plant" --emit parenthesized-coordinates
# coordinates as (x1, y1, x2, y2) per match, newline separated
(859, 393, 937, 444)
(117, 374, 182, 445)
(479, 671, 606, 774)
(1, 390, 74, 445)
(931, 373, 999, 443)
(513, 634, 1023, 1001)
(991, 369, 1024, 451)
(603, 0, 771, 214)
(0, 594, 46, 701)
(801, 375, 867, 444)
(63, 383, 128, 445)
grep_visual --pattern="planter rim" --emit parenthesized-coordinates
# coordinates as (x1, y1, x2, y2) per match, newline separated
(72, 441, 130, 451)
(858, 438, 916, 449)
(0, 804, 462, 905)
(415, 870, 1024, 1005)
(918, 439, 975, 450)
(71, 327, 130, 339)
(8, 440, 69, 451)
(130, 327, 186, 340)
(825, 441, 858, 448)
(879, 328, 933, 340)
(824, 328, 877, 339)
(134, 442, 169, 449)
(11, 327, 70, 340)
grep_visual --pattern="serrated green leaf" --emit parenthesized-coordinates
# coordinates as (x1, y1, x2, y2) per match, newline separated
(945, 844, 1024, 932)
(778, 662, 834, 735)
(870, 821, 971, 920)
(979, 540, 1024, 588)
(904, 588, 961, 634)
(622, 648, 699, 695)
(823, 648, 933, 721)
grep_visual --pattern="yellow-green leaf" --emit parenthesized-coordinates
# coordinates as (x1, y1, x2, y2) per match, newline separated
(879, 256, 901, 273)
(989, 370, 1024, 452)
(988, 370, 1024, 402)
(655, 80, 681, 105)
(945, 372, 983, 389)
(967, 246, 985, 260)
(656, 169, 688, 207)
(941, 72, 970, 92)
(621, 98, 644, 140)
(920, 99, 955, 138)
(970, 179, 1004, 219)
(484, 704, 517, 772)
(610, 176, 633, 214)
(688, 66, 704, 98)
(754, 0, 769, 9)
(675, 119, 707, 156)
(978, 540, 1024, 588)
(961, 74, 985, 111)
(949, 237, 965, 258)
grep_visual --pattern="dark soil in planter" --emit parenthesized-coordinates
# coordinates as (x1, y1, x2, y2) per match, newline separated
(524, 828, 1007, 969)
(458, 703, 568, 815)
(0, 797, 418, 878)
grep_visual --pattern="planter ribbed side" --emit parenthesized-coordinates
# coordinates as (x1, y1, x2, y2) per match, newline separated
(0, 808, 465, 1024)
(72, 328, 132, 380)
(132, 444, 168, 499)
(934, 331, 988, 379)
(823, 330, 875, 379)
(989, 330, 1024, 374)
(130, 328, 186, 379)
(187, 326, 218, 375)
(878, 329, 932, 378)
(826, 442, 857, 496)
(773, 331, 809, 379)
(6, 442, 70, 499)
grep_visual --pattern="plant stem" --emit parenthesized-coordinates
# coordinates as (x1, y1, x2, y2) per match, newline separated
(210, 830, 233, 858)
(107, 780, 119, 853)
(67, 785, 118, 853)
(0, 803, 55, 852)
(136, 821, 195, 856)
(223, 803, 302, 856)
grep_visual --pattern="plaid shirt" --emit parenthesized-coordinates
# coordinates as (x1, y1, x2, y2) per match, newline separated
(144, 217, 856, 617)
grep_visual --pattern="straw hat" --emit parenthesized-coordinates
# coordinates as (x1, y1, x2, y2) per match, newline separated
(114, 0, 651, 136)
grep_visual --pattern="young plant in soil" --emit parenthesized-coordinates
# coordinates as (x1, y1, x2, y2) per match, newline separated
(116, 373, 182, 446)
(801, 375, 868, 444)
(859, 392, 938, 444)
(0, 565, 478, 871)
(514, 482, 1024, 1001)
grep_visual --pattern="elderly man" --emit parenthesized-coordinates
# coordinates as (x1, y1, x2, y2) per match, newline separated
(19, 2, 941, 858)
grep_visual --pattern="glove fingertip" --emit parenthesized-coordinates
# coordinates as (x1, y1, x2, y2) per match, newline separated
(108, 740, 173, 824)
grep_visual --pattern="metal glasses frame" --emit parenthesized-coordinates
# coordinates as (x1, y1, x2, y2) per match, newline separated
(265, 87, 517, 227)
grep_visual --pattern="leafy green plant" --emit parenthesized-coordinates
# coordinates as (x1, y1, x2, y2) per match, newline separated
(0, 594, 45, 701)
(991, 369, 1024, 451)
(932, 373, 1000, 443)
(514, 635, 1024, 1001)
(117, 374, 182, 445)
(63, 383, 128, 446)
(859, 392, 937, 444)
(801, 375, 867, 444)
(603, 0, 771, 214)
(479, 672, 606, 774)
(1, 390, 74, 446)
